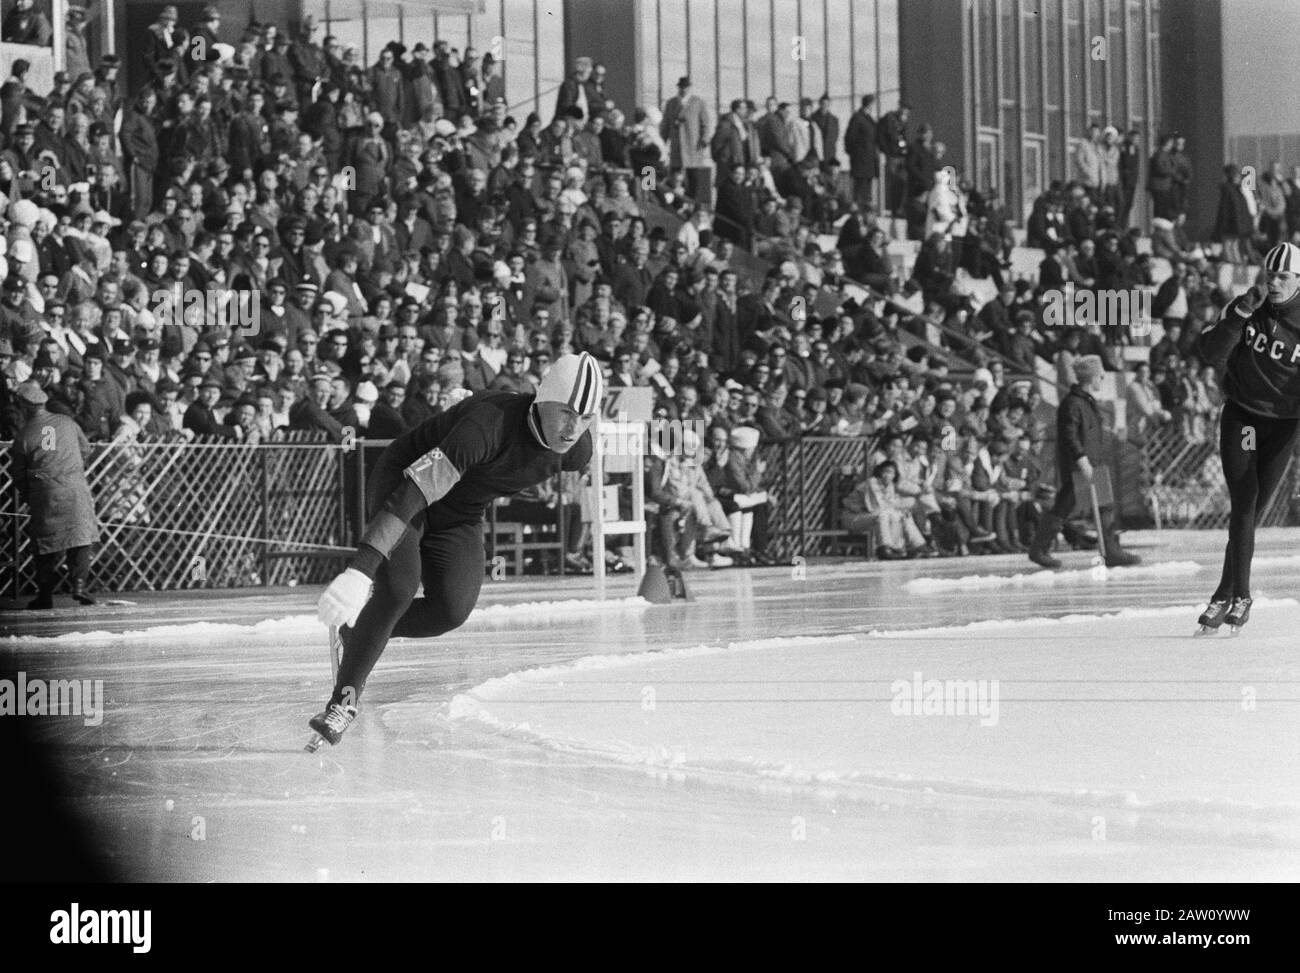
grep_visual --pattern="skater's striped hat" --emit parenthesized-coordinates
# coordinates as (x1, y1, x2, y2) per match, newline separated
(1264, 242, 1300, 274)
(537, 351, 604, 416)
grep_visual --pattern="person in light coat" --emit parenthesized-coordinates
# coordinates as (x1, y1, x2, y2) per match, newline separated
(924, 167, 967, 239)
(660, 76, 713, 206)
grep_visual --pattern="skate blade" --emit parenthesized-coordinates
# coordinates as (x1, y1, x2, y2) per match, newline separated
(304, 732, 328, 753)
(1193, 626, 1219, 637)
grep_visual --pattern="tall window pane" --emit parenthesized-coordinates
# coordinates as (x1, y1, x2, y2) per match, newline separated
(536, 0, 566, 119)
(978, 0, 997, 128)
(773, 0, 801, 99)
(746, 0, 774, 104)
(1149, 0, 1161, 134)
(503, 0, 537, 119)
(1024, 10, 1043, 127)
(825, 0, 855, 159)
(977, 135, 998, 198)
(1126, 1, 1145, 123)
(718, 0, 748, 106)
(799, 0, 827, 103)
(1087, 0, 1105, 117)
(1044, 0, 1062, 108)
(878, 0, 900, 113)
(1047, 107, 1065, 179)
(1000, 0, 1016, 102)
(1002, 107, 1020, 210)
(1108, 25, 1125, 124)
(688, 0, 718, 115)
(658, 0, 689, 108)
(855, 0, 881, 110)
(1066, 0, 1085, 138)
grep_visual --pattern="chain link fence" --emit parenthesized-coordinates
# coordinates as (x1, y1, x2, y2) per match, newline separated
(1126, 426, 1300, 530)
(2, 431, 349, 599)
(7, 423, 1300, 598)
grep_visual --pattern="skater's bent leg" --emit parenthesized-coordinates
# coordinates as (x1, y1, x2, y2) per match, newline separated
(391, 522, 485, 639)
(334, 525, 423, 704)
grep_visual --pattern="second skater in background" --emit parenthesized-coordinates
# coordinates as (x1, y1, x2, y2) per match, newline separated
(1193, 243, 1300, 634)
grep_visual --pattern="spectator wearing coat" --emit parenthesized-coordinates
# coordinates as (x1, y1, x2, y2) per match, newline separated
(711, 99, 760, 175)
(11, 381, 100, 608)
(844, 95, 879, 209)
(660, 77, 713, 206)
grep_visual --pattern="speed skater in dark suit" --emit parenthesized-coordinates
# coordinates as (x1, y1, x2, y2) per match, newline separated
(1027, 354, 1141, 570)
(1192, 243, 1300, 634)
(310, 353, 604, 744)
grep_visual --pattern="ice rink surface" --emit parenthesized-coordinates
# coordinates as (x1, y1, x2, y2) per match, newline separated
(4, 529, 1299, 882)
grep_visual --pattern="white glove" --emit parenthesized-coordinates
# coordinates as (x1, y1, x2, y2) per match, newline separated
(317, 568, 373, 628)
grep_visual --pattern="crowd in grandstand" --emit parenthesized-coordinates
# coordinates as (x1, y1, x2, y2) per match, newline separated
(0, 5, 1290, 568)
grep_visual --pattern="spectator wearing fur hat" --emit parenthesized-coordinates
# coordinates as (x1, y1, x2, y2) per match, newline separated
(1029, 354, 1139, 568)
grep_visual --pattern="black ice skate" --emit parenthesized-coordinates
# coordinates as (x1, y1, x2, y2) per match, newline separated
(1224, 597, 1252, 635)
(305, 702, 358, 752)
(1194, 598, 1230, 637)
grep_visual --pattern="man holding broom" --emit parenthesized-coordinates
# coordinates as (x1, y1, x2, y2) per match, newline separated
(1028, 355, 1140, 570)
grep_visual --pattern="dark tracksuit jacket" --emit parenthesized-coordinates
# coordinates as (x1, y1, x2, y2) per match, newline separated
(1196, 290, 1300, 419)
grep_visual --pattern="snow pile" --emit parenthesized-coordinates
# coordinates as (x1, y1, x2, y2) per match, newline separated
(6, 596, 650, 643)
(904, 560, 1201, 594)
(449, 633, 860, 719)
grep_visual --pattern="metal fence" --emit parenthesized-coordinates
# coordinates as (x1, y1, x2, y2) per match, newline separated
(1132, 426, 1299, 530)
(2, 431, 350, 599)
(7, 425, 1300, 597)
(758, 436, 875, 561)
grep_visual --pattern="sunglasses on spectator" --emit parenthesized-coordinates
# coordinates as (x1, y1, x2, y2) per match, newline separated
(195, 354, 212, 361)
